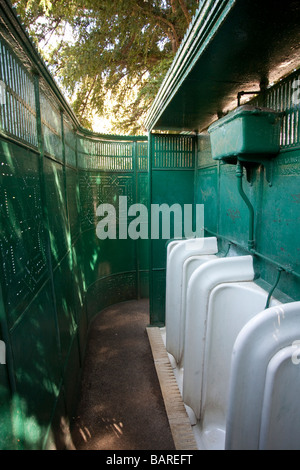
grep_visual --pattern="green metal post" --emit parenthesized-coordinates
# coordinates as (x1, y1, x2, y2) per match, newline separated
(148, 132, 153, 324)
(133, 140, 141, 300)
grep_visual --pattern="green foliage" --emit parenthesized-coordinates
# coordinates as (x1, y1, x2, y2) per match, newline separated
(13, 0, 199, 134)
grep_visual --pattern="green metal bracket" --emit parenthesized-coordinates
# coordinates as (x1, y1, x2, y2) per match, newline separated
(238, 156, 274, 187)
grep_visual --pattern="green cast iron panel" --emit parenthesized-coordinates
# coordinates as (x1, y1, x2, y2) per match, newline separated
(0, 141, 48, 328)
(65, 167, 81, 243)
(136, 152, 149, 297)
(151, 169, 196, 267)
(77, 136, 133, 171)
(150, 270, 167, 326)
(0, 364, 14, 449)
(80, 231, 136, 293)
(218, 162, 255, 244)
(152, 134, 194, 169)
(195, 166, 218, 233)
(253, 69, 300, 151)
(258, 149, 300, 270)
(136, 172, 149, 274)
(149, 134, 196, 325)
(0, 0, 149, 449)
(137, 141, 148, 171)
(43, 158, 70, 266)
(79, 171, 134, 233)
(85, 273, 137, 324)
(52, 255, 77, 368)
(0, 37, 37, 148)
(40, 91, 63, 160)
(196, 134, 213, 169)
(10, 281, 61, 449)
(61, 331, 81, 420)
(70, 239, 87, 361)
(197, 70, 300, 304)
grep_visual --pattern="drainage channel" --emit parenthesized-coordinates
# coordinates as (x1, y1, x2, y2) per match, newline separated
(146, 327, 198, 451)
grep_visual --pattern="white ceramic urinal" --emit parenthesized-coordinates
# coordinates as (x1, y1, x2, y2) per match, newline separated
(165, 237, 218, 364)
(178, 255, 216, 368)
(225, 301, 300, 450)
(190, 280, 281, 450)
(182, 256, 255, 421)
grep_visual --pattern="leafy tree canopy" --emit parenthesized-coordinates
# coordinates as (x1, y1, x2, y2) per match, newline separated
(13, 0, 199, 134)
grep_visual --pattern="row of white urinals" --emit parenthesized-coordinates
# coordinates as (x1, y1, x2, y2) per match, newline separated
(163, 237, 300, 450)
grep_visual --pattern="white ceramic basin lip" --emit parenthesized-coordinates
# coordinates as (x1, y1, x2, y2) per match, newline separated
(183, 255, 255, 419)
(165, 237, 219, 362)
(166, 239, 183, 260)
(225, 301, 300, 450)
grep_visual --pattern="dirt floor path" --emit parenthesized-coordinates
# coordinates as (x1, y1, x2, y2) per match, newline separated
(70, 299, 175, 450)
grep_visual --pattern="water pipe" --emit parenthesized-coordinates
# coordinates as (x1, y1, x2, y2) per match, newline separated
(265, 268, 283, 309)
(236, 161, 255, 250)
(237, 90, 261, 107)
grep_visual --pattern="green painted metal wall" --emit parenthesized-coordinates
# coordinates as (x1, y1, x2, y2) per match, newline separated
(0, 13, 148, 449)
(148, 134, 196, 325)
(195, 69, 300, 304)
(148, 69, 300, 326)
(1, 0, 300, 452)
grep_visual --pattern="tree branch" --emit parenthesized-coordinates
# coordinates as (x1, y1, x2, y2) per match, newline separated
(177, 0, 192, 24)
(79, 76, 98, 118)
(153, 14, 180, 52)
(134, 0, 180, 52)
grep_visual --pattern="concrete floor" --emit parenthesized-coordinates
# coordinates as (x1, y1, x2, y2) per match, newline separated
(70, 299, 175, 450)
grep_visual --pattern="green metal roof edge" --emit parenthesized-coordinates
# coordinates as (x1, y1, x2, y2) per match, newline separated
(77, 127, 148, 142)
(144, 0, 236, 131)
